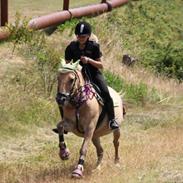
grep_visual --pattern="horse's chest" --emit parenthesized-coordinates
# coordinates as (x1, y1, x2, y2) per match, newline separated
(63, 107, 75, 117)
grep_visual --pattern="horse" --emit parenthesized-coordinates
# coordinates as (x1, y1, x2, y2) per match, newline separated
(55, 60, 125, 178)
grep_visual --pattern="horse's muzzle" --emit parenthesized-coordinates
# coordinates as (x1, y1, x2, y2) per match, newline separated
(56, 92, 69, 106)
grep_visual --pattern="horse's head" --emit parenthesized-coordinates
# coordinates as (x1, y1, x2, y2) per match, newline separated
(56, 60, 84, 106)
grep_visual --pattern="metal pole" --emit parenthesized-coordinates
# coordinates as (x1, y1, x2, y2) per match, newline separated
(63, 0, 69, 10)
(1, 0, 129, 40)
(1, 0, 8, 26)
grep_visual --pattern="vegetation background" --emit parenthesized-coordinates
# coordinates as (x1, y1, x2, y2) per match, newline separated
(0, 0, 183, 182)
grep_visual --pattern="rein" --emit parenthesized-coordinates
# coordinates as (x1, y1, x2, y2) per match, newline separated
(61, 69, 96, 108)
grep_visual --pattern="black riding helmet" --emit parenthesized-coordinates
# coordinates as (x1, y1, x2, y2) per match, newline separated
(75, 21, 92, 36)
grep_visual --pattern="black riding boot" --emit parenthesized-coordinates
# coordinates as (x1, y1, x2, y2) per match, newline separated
(105, 98, 119, 130)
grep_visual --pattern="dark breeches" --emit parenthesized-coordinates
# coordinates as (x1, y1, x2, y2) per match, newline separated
(91, 72, 115, 120)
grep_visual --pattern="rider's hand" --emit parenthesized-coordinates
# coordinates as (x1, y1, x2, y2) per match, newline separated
(80, 56, 90, 64)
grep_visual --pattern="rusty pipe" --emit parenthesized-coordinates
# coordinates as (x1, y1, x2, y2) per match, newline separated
(69, 3, 109, 18)
(28, 0, 128, 30)
(0, 0, 128, 40)
(110, 0, 128, 8)
(28, 10, 71, 30)
(28, 3, 109, 30)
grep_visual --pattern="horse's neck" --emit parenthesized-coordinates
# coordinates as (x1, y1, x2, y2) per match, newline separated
(77, 70, 88, 88)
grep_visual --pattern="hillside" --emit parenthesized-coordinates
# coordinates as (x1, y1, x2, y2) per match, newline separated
(0, 0, 183, 183)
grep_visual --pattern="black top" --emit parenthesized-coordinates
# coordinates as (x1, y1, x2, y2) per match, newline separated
(65, 40, 102, 75)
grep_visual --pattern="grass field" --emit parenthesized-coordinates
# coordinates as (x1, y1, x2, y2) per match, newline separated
(1, 40, 183, 182)
(1, 0, 183, 182)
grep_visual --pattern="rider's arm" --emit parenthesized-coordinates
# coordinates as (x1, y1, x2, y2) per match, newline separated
(87, 57, 103, 70)
(80, 42, 103, 69)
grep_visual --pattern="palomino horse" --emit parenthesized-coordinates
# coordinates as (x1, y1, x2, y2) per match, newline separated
(55, 60, 124, 178)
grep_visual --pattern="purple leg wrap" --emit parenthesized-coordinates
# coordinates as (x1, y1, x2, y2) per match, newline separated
(59, 148, 70, 160)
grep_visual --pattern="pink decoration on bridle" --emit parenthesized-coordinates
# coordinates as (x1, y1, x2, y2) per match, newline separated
(70, 82, 96, 108)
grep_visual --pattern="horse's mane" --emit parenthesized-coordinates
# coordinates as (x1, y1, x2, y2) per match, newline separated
(58, 59, 82, 73)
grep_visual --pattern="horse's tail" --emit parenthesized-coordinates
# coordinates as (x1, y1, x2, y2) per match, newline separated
(122, 103, 126, 117)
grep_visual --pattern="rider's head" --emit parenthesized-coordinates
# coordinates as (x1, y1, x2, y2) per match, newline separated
(75, 21, 91, 44)
(75, 21, 92, 36)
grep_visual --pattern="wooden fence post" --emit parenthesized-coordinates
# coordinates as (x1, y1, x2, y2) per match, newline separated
(63, 0, 70, 10)
(0, 0, 8, 26)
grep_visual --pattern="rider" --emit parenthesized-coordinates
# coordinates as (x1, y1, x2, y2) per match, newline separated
(65, 21, 119, 130)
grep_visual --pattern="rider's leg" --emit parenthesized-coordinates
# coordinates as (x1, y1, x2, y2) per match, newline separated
(92, 73, 119, 130)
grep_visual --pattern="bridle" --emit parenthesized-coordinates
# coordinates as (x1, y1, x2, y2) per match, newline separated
(56, 70, 80, 106)
(56, 69, 96, 108)
(56, 68, 96, 133)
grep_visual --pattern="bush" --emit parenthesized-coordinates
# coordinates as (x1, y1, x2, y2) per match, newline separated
(6, 15, 61, 96)
(104, 71, 160, 105)
(100, 0, 183, 81)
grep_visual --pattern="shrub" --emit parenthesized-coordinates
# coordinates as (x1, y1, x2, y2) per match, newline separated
(6, 15, 61, 96)
(104, 71, 160, 105)
(100, 0, 183, 81)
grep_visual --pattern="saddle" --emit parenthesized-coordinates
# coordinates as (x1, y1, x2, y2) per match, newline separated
(90, 82, 107, 129)
(91, 82, 104, 106)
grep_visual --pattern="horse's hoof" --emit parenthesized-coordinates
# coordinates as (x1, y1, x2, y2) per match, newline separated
(115, 162, 121, 168)
(92, 164, 102, 173)
(96, 164, 101, 170)
(114, 158, 121, 166)
(59, 148, 70, 160)
(114, 158, 120, 164)
(72, 165, 83, 178)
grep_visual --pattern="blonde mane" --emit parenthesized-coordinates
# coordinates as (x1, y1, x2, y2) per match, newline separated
(58, 59, 82, 73)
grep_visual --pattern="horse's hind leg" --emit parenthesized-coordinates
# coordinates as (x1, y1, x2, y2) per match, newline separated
(92, 137, 104, 167)
(57, 121, 70, 160)
(113, 129, 120, 164)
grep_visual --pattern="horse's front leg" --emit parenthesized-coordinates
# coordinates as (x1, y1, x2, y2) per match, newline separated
(92, 137, 104, 167)
(57, 121, 70, 160)
(72, 128, 94, 178)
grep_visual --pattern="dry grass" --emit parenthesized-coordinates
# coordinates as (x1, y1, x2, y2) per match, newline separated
(101, 40, 183, 99)
(0, 116, 183, 183)
(44, 29, 183, 100)
(1, 15, 183, 183)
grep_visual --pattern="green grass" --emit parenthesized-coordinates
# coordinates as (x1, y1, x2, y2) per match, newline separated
(104, 70, 161, 105)
(102, 0, 183, 80)
(1, 0, 183, 182)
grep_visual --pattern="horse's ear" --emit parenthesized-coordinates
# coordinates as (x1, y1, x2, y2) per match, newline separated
(73, 60, 80, 70)
(60, 58, 66, 67)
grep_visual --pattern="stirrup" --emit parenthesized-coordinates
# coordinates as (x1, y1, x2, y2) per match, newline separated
(109, 119, 119, 130)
